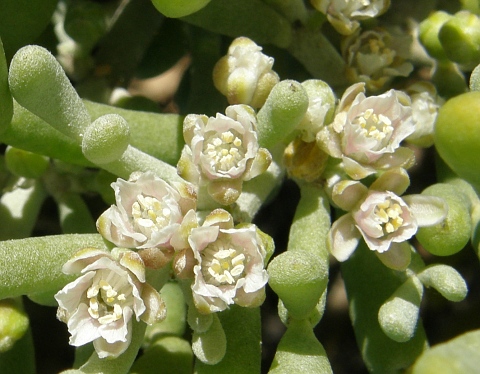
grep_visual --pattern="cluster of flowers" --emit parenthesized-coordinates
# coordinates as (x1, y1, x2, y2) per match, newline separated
(315, 82, 447, 269)
(55, 103, 272, 358)
(54, 27, 447, 359)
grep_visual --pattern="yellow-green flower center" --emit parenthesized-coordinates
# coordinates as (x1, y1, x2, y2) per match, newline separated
(204, 130, 245, 172)
(201, 238, 246, 286)
(374, 198, 404, 235)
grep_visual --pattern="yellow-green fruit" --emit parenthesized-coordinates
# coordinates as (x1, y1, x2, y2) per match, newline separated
(151, 0, 212, 18)
(434, 91, 480, 189)
(416, 184, 471, 256)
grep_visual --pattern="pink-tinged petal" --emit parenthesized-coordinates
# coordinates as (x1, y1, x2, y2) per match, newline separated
(189, 226, 219, 253)
(170, 209, 199, 251)
(328, 214, 361, 261)
(93, 326, 132, 359)
(67, 304, 101, 346)
(370, 168, 410, 196)
(98, 307, 132, 343)
(332, 180, 368, 211)
(403, 195, 448, 227)
(373, 147, 415, 171)
(55, 271, 95, 313)
(376, 242, 412, 270)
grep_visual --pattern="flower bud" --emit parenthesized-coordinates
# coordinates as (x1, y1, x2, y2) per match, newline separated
(82, 114, 130, 164)
(405, 82, 443, 148)
(419, 11, 452, 61)
(213, 37, 280, 109)
(439, 10, 480, 65)
(297, 79, 336, 142)
(311, 0, 390, 36)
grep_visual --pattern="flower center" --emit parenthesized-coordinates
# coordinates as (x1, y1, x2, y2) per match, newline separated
(374, 198, 404, 235)
(201, 238, 246, 286)
(86, 271, 132, 325)
(132, 194, 171, 235)
(354, 108, 393, 145)
(204, 130, 245, 172)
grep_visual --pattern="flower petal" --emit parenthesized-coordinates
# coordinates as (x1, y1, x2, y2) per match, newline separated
(328, 214, 361, 261)
(370, 167, 410, 196)
(376, 242, 412, 271)
(332, 180, 368, 211)
(403, 195, 448, 227)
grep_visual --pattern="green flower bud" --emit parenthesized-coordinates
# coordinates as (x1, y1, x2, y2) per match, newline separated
(82, 114, 130, 164)
(439, 11, 480, 65)
(4, 146, 49, 179)
(0, 298, 29, 353)
(419, 11, 453, 61)
(470, 63, 480, 90)
(256, 80, 309, 148)
(378, 276, 423, 343)
(417, 264, 468, 302)
(416, 183, 471, 256)
(8, 45, 91, 142)
(213, 37, 280, 109)
(434, 91, 480, 189)
(267, 250, 328, 320)
(151, 0, 212, 18)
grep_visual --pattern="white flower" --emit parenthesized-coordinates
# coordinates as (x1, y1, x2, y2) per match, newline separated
(311, 0, 390, 35)
(317, 82, 415, 180)
(54, 248, 166, 358)
(188, 209, 269, 314)
(405, 82, 444, 148)
(327, 170, 448, 269)
(97, 172, 196, 249)
(177, 105, 271, 205)
(342, 28, 413, 92)
(213, 37, 280, 108)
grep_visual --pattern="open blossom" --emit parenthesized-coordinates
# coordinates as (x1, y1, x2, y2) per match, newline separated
(54, 248, 166, 358)
(177, 105, 271, 205)
(188, 209, 269, 314)
(317, 82, 415, 180)
(311, 0, 390, 35)
(327, 169, 447, 269)
(213, 36, 280, 108)
(342, 28, 413, 92)
(97, 172, 196, 250)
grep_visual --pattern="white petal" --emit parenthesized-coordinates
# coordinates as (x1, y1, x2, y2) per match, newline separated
(403, 195, 448, 227)
(328, 214, 361, 261)
(67, 304, 101, 346)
